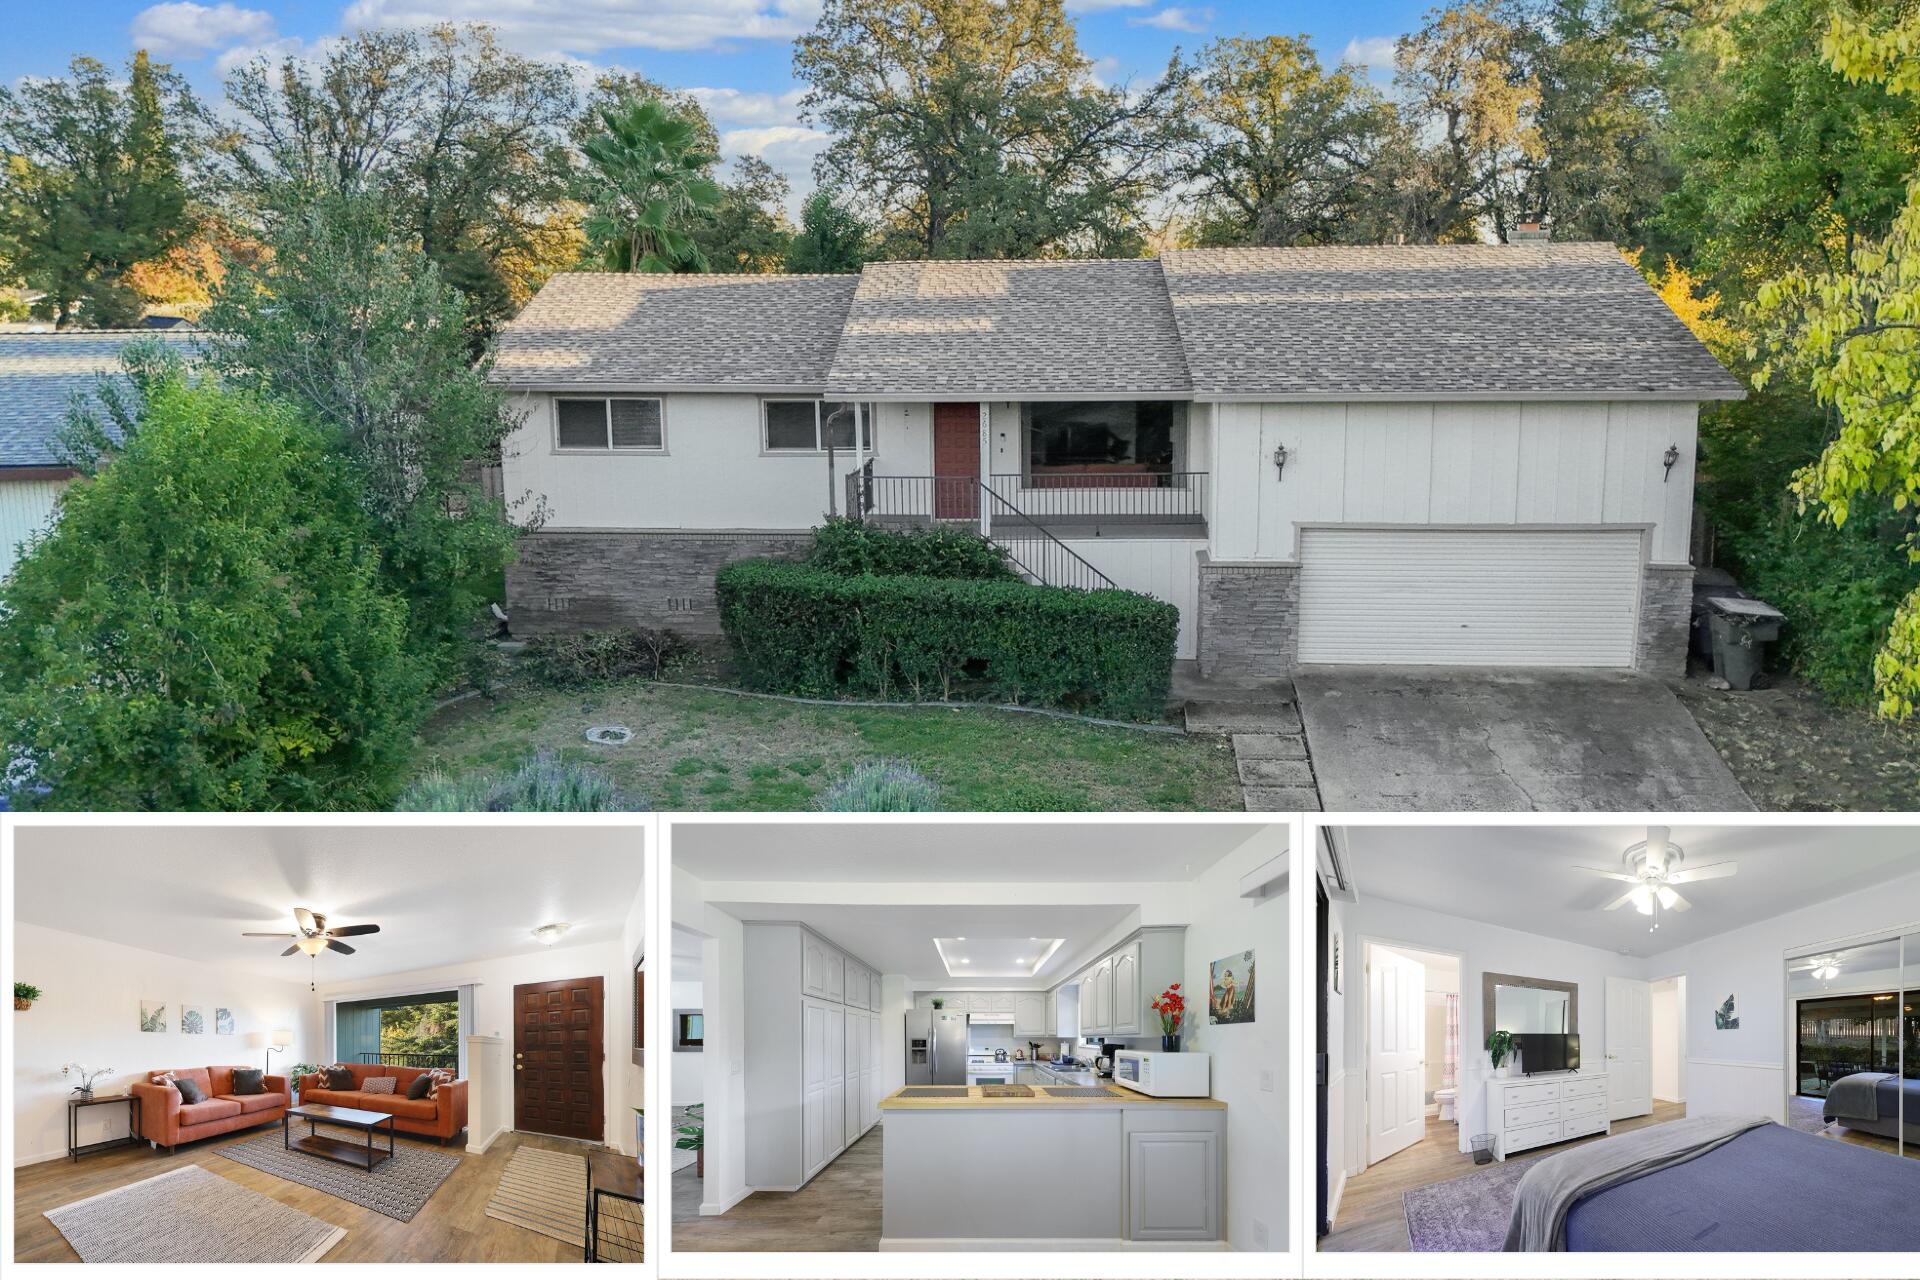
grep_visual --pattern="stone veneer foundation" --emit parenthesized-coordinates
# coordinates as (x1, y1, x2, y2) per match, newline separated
(505, 529, 813, 637)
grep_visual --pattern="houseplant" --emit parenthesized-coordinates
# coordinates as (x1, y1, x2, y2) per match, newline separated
(1150, 982, 1186, 1052)
(930, 997, 944, 1010)
(62, 1062, 113, 1099)
(676, 1105, 705, 1177)
(14, 982, 41, 1011)
(1487, 1030, 1516, 1077)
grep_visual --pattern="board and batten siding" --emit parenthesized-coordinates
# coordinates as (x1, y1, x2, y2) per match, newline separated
(0, 478, 66, 579)
(1208, 401, 1699, 565)
(501, 392, 934, 530)
(1053, 536, 1202, 660)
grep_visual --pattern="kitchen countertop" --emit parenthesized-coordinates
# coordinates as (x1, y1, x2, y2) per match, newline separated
(880, 1084, 1224, 1111)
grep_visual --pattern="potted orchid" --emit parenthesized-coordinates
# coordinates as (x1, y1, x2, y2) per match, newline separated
(63, 1062, 113, 1099)
(1150, 982, 1186, 1052)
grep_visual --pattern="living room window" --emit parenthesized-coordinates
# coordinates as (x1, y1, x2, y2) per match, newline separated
(763, 399, 875, 453)
(334, 990, 461, 1071)
(1021, 400, 1179, 477)
(555, 396, 665, 451)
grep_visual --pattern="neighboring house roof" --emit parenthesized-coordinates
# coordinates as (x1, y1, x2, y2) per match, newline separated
(495, 245, 1743, 403)
(1159, 244, 1746, 401)
(824, 259, 1192, 399)
(492, 272, 861, 391)
(0, 330, 201, 469)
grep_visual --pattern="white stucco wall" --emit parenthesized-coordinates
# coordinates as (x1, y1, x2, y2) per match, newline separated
(1208, 400, 1700, 565)
(500, 392, 933, 531)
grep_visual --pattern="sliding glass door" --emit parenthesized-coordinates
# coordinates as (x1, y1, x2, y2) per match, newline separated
(1796, 991, 1903, 1098)
(1905, 930, 1917, 1158)
(335, 989, 460, 1070)
(1791, 931, 1917, 1159)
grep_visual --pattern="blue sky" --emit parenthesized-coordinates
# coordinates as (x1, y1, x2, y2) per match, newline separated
(4, 1, 1434, 201)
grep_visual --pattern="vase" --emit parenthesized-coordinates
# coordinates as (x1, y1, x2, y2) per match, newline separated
(1161, 1034, 1181, 1053)
(74, 1087, 93, 1100)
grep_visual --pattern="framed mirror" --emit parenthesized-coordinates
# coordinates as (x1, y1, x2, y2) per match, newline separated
(1484, 972, 1577, 1037)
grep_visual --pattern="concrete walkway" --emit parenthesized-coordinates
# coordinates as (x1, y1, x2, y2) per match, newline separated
(1174, 665, 1321, 810)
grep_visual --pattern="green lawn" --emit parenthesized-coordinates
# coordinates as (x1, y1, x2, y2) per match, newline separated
(412, 680, 1243, 811)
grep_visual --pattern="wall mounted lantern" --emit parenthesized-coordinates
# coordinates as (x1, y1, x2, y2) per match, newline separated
(1663, 443, 1680, 482)
(1273, 442, 1289, 481)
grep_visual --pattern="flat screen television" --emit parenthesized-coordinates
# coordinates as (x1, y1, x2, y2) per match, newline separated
(1514, 1032, 1580, 1075)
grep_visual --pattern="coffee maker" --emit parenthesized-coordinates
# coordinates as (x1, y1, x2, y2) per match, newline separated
(1094, 1040, 1120, 1078)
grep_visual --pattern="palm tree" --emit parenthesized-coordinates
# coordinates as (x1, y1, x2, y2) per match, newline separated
(580, 99, 723, 273)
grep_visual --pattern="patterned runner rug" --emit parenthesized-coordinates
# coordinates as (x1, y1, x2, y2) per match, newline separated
(45, 1165, 345, 1263)
(484, 1145, 588, 1247)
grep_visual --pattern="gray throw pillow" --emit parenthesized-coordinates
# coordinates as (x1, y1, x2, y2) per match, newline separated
(323, 1066, 356, 1090)
(174, 1077, 207, 1105)
(406, 1074, 434, 1100)
(230, 1067, 266, 1095)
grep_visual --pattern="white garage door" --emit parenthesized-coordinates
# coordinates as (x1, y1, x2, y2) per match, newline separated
(1296, 528, 1642, 666)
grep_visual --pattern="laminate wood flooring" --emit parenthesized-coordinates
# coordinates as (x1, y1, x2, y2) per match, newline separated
(671, 1125, 883, 1252)
(15, 1128, 599, 1263)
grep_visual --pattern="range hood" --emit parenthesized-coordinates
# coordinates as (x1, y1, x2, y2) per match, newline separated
(969, 1013, 1015, 1024)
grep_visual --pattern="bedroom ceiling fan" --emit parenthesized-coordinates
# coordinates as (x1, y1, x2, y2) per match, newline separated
(1790, 953, 1844, 983)
(1576, 827, 1736, 933)
(243, 909, 382, 987)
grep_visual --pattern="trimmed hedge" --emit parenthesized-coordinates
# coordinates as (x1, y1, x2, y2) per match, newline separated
(715, 558, 1177, 721)
(808, 516, 1017, 580)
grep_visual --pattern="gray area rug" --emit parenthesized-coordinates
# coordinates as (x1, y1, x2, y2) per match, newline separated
(1787, 1094, 1834, 1136)
(1403, 1158, 1530, 1252)
(45, 1164, 344, 1263)
(219, 1125, 461, 1222)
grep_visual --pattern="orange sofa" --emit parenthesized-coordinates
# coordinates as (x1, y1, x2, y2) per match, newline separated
(132, 1065, 290, 1152)
(295, 1063, 469, 1144)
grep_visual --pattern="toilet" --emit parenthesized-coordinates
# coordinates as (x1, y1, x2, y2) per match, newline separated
(1435, 1087, 1457, 1122)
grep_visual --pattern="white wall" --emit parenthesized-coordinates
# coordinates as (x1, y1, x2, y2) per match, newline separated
(502, 392, 932, 531)
(877, 973, 912, 1104)
(1054, 535, 1202, 659)
(1210, 400, 1699, 565)
(315, 937, 638, 1155)
(671, 862, 749, 1216)
(670, 980, 705, 1105)
(12, 923, 323, 1166)
(1650, 976, 1685, 1103)
(0, 478, 66, 580)
(621, 868, 648, 1158)
(1642, 866, 1920, 1123)
(1179, 828, 1289, 1252)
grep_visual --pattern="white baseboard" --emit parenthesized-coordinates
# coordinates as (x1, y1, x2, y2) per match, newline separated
(1328, 1168, 1347, 1227)
(466, 1123, 510, 1155)
(700, 1184, 755, 1216)
(881, 1237, 1228, 1252)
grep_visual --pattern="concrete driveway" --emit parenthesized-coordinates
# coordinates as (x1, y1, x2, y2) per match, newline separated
(1293, 668, 1754, 811)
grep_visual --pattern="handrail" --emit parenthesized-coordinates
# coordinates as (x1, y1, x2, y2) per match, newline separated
(357, 1051, 458, 1069)
(977, 483, 1116, 591)
(988, 471, 1208, 522)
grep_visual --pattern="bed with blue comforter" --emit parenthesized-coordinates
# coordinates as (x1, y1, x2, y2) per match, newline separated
(1562, 1122, 1920, 1251)
(1824, 1072, 1920, 1143)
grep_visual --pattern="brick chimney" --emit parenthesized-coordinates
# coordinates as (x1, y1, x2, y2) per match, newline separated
(1508, 218, 1550, 244)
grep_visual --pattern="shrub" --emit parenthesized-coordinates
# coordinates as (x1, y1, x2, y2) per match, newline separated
(396, 751, 641, 811)
(715, 559, 1177, 721)
(817, 759, 942, 811)
(808, 517, 1017, 580)
(520, 628, 688, 689)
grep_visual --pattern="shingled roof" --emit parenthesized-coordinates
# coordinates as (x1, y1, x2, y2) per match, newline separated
(492, 273, 860, 390)
(0, 330, 201, 469)
(497, 246, 1742, 403)
(824, 258, 1192, 398)
(1159, 243, 1745, 400)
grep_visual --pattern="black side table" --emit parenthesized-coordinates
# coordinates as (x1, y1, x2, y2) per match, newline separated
(68, 1093, 141, 1161)
(584, 1149, 642, 1262)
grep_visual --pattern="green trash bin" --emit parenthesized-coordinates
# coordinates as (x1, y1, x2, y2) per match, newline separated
(1706, 596, 1785, 691)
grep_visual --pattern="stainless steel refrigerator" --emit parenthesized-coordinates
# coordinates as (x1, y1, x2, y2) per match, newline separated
(904, 1009, 969, 1084)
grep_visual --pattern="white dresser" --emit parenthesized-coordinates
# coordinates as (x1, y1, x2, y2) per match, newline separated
(1486, 1072, 1609, 1160)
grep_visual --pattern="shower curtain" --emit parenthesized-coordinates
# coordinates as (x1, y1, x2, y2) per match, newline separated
(1443, 994, 1461, 1092)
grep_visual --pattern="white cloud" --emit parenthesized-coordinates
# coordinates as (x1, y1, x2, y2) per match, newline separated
(1341, 35, 1401, 71)
(1128, 7, 1210, 34)
(341, 0, 821, 56)
(131, 2, 277, 59)
(720, 123, 831, 217)
(688, 86, 809, 127)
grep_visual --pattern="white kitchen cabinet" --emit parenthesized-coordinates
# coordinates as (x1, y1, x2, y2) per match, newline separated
(802, 935, 828, 999)
(803, 1086, 828, 1177)
(1093, 959, 1113, 1033)
(844, 1011, 863, 1147)
(1124, 1114, 1224, 1241)
(1109, 943, 1141, 1035)
(1013, 993, 1048, 1037)
(825, 949, 846, 1003)
(991, 994, 1015, 1012)
(1078, 971, 1100, 1036)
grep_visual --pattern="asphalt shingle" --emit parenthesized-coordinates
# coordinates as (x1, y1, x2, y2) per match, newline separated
(1158, 243, 1745, 400)
(491, 272, 860, 389)
(0, 330, 200, 468)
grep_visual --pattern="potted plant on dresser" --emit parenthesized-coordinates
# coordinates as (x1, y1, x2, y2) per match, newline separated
(1151, 983, 1185, 1052)
(1487, 1030, 1515, 1078)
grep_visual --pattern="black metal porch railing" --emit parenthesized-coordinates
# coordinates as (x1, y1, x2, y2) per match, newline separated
(988, 471, 1209, 523)
(847, 466, 981, 523)
(358, 1051, 458, 1070)
(978, 484, 1117, 592)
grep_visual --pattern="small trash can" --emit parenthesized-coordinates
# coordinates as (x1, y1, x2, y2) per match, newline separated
(1705, 596, 1786, 691)
(1472, 1134, 1496, 1165)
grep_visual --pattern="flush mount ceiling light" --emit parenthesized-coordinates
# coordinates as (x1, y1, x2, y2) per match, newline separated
(1577, 827, 1737, 934)
(533, 922, 571, 946)
(933, 936, 1066, 978)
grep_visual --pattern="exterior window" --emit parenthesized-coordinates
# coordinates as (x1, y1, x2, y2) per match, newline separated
(763, 399, 875, 452)
(1023, 401, 1177, 475)
(555, 397, 664, 451)
(674, 1010, 705, 1051)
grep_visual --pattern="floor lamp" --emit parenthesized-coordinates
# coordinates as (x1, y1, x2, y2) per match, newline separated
(267, 1028, 294, 1075)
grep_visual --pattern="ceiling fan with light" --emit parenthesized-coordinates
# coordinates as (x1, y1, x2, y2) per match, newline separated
(243, 909, 381, 988)
(1577, 827, 1736, 933)
(1790, 953, 1845, 983)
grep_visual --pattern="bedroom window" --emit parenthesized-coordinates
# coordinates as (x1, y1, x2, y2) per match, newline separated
(763, 400, 875, 453)
(555, 397, 665, 451)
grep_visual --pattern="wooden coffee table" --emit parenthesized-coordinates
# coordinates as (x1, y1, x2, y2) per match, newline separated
(283, 1102, 396, 1171)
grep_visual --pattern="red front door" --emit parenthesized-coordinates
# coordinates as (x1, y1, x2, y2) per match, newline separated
(932, 403, 980, 519)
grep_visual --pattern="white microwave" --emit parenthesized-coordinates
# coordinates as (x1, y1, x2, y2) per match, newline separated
(1111, 1050, 1210, 1098)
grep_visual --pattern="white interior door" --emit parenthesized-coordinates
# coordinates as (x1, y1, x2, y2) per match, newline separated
(1606, 976, 1653, 1121)
(1368, 947, 1427, 1165)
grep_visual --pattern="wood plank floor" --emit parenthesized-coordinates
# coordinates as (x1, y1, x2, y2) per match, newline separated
(1320, 1100, 1686, 1252)
(15, 1126, 602, 1263)
(671, 1124, 883, 1252)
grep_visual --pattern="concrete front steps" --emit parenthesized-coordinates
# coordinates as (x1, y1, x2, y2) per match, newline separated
(1176, 674, 1321, 811)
